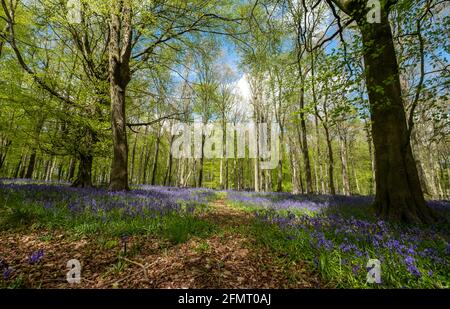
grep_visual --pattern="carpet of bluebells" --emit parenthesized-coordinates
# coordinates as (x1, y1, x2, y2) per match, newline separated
(227, 191, 450, 288)
(1, 179, 449, 288)
(0, 179, 217, 239)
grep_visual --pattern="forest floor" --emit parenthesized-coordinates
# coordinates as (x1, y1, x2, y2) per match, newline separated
(1, 182, 448, 288)
(0, 198, 323, 289)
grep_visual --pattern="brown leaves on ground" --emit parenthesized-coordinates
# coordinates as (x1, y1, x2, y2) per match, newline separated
(0, 200, 322, 289)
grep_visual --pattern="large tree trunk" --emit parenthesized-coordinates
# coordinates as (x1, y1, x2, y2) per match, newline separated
(357, 12, 435, 223)
(108, 1, 132, 191)
(109, 76, 130, 190)
(72, 154, 93, 188)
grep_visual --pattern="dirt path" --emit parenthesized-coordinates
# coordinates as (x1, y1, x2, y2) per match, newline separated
(0, 199, 322, 288)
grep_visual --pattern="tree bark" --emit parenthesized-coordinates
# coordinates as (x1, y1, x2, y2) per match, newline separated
(151, 133, 161, 186)
(323, 125, 335, 195)
(13, 154, 23, 179)
(289, 140, 300, 194)
(130, 134, 137, 184)
(339, 132, 350, 195)
(0, 139, 12, 171)
(299, 86, 313, 194)
(108, 0, 132, 191)
(357, 11, 435, 223)
(72, 154, 93, 188)
(142, 142, 150, 184)
(277, 131, 284, 192)
(25, 151, 37, 179)
(198, 134, 205, 187)
(67, 157, 76, 182)
(164, 134, 174, 186)
(364, 119, 375, 195)
(19, 154, 28, 179)
(57, 160, 64, 181)
(46, 156, 56, 181)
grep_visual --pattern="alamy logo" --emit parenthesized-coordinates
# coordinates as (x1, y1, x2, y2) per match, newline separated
(366, 259, 381, 284)
(67, 0, 82, 24)
(66, 259, 82, 284)
(367, 0, 381, 24)
(171, 122, 280, 170)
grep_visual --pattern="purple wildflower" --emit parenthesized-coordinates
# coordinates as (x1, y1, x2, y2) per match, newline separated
(404, 256, 421, 278)
(313, 258, 319, 267)
(2, 267, 13, 280)
(28, 250, 44, 264)
(0, 257, 8, 270)
(352, 265, 360, 275)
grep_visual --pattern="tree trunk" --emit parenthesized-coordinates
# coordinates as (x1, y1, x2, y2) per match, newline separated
(19, 154, 28, 179)
(46, 157, 56, 181)
(108, 1, 132, 191)
(25, 151, 37, 179)
(314, 111, 325, 194)
(289, 142, 300, 194)
(254, 158, 260, 192)
(225, 158, 229, 190)
(130, 135, 137, 184)
(151, 134, 161, 186)
(323, 125, 335, 195)
(233, 158, 238, 190)
(13, 156, 22, 179)
(57, 160, 64, 181)
(198, 133, 206, 187)
(164, 134, 174, 186)
(142, 143, 150, 184)
(299, 86, 313, 194)
(109, 78, 129, 190)
(220, 159, 224, 189)
(358, 13, 435, 223)
(72, 154, 93, 188)
(339, 133, 350, 195)
(276, 130, 284, 192)
(364, 119, 375, 195)
(0, 141, 11, 171)
(34, 158, 42, 179)
(67, 157, 76, 182)
(351, 152, 361, 195)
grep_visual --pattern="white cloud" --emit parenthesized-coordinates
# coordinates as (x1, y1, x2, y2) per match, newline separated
(231, 74, 253, 119)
